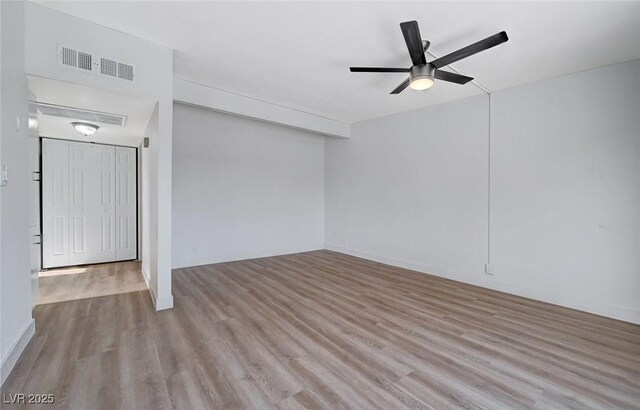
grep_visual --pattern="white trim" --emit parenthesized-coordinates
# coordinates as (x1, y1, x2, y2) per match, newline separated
(144, 278, 172, 311)
(172, 245, 325, 270)
(1, 319, 36, 386)
(154, 295, 174, 311)
(325, 245, 640, 325)
(173, 78, 349, 139)
(141, 266, 150, 287)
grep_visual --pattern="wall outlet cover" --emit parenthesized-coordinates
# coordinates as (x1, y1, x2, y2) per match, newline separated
(485, 263, 494, 275)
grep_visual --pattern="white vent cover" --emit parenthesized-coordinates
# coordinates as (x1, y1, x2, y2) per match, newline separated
(58, 45, 95, 73)
(100, 57, 118, 77)
(61, 47, 77, 67)
(99, 57, 135, 82)
(78, 52, 93, 71)
(118, 62, 134, 81)
(57, 44, 135, 82)
(36, 102, 128, 127)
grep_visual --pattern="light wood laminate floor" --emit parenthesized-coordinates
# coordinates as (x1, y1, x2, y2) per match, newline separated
(38, 261, 147, 305)
(3, 250, 639, 409)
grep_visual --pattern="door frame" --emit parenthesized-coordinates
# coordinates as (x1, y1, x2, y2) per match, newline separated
(39, 136, 139, 269)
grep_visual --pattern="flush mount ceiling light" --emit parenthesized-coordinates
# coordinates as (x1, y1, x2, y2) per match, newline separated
(72, 122, 99, 136)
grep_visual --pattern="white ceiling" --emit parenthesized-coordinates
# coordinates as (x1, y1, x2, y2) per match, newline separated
(28, 76, 157, 146)
(37, 1, 640, 123)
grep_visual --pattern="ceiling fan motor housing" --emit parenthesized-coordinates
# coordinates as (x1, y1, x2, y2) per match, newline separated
(410, 64, 435, 83)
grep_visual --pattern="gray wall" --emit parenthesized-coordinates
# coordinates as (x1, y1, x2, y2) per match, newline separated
(326, 59, 640, 323)
(172, 103, 325, 268)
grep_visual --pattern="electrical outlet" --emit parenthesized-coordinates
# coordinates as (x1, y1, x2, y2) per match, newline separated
(485, 263, 494, 275)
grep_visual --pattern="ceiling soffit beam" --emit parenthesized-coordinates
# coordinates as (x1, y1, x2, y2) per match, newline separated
(173, 79, 350, 138)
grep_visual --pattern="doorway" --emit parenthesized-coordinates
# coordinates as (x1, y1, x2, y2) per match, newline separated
(41, 138, 138, 268)
(27, 75, 158, 306)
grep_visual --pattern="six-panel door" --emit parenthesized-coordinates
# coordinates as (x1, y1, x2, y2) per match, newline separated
(42, 139, 136, 268)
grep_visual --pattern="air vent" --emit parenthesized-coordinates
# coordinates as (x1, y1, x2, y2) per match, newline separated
(118, 63, 134, 81)
(100, 58, 118, 77)
(57, 44, 135, 82)
(99, 57, 135, 82)
(36, 102, 128, 127)
(58, 45, 95, 73)
(78, 52, 93, 71)
(61, 47, 77, 67)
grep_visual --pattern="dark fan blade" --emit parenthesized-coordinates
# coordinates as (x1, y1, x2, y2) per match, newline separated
(434, 70, 473, 84)
(350, 67, 410, 73)
(423, 40, 431, 52)
(400, 21, 427, 66)
(431, 31, 508, 69)
(390, 78, 410, 94)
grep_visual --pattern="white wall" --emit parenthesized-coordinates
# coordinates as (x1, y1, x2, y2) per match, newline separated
(326, 95, 489, 278)
(172, 103, 325, 268)
(24, 3, 169, 102)
(490, 59, 640, 322)
(326, 59, 640, 324)
(25, 3, 174, 310)
(1, 1, 35, 385)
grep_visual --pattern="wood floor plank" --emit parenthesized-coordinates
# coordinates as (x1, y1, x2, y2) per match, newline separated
(65, 350, 118, 410)
(118, 326, 172, 410)
(165, 368, 224, 410)
(2, 250, 639, 409)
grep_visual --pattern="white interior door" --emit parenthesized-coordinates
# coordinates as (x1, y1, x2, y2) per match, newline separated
(115, 146, 137, 260)
(68, 141, 116, 265)
(42, 139, 136, 268)
(42, 139, 70, 268)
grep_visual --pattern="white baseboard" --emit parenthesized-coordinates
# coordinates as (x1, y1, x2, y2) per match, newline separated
(1, 319, 35, 386)
(172, 245, 325, 270)
(325, 244, 640, 325)
(146, 280, 173, 311)
(154, 295, 174, 311)
(141, 266, 150, 287)
(141, 266, 173, 311)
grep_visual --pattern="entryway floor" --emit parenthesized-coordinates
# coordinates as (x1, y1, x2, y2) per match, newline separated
(38, 261, 146, 305)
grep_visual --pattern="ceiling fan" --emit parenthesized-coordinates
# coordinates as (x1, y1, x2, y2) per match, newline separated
(350, 21, 508, 94)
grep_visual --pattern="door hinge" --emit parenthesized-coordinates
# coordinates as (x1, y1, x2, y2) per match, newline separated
(32, 171, 40, 181)
(33, 234, 42, 245)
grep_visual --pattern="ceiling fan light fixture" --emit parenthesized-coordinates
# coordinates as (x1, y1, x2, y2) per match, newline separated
(409, 64, 435, 91)
(409, 76, 434, 90)
(71, 121, 99, 136)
